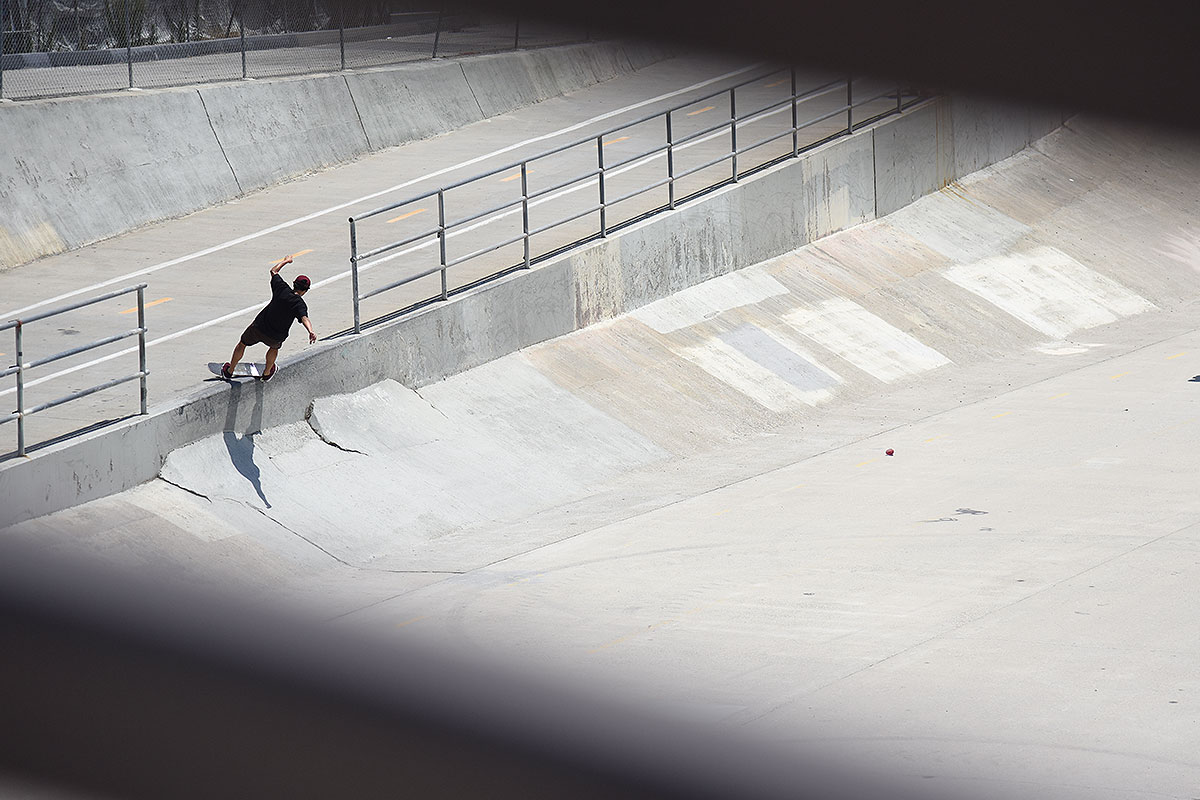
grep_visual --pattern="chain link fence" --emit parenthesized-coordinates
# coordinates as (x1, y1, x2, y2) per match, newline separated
(0, 1, 593, 100)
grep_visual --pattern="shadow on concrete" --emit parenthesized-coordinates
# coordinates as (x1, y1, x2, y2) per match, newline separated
(222, 379, 270, 508)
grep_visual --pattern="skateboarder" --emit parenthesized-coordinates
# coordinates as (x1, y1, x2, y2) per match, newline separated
(222, 256, 316, 381)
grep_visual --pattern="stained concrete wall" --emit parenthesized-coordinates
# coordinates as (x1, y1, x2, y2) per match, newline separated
(0, 90, 242, 267)
(0, 93, 1066, 528)
(0, 39, 673, 270)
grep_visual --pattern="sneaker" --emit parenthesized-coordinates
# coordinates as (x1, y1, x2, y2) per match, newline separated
(261, 364, 277, 382)
(221, 362, 233, 379)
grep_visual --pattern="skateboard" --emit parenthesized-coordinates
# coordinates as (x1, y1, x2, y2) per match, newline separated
(208, 362, 272, 380)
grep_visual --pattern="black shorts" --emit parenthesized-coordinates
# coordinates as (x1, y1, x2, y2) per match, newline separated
(240, 324, 284, 350)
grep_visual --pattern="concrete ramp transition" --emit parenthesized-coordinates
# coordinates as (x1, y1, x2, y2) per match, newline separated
(148, 115, 1200, 577)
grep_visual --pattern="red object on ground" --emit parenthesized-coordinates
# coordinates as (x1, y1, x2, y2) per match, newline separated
(885, 449, 894, 456)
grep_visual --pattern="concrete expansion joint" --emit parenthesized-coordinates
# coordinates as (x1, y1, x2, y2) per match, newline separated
(157, 475, 210, 502)
(246, 503, 354, 567)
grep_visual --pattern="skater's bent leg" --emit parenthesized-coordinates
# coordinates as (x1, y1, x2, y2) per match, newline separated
(264, 347, 280, 374)
(228, 342, 246, 371)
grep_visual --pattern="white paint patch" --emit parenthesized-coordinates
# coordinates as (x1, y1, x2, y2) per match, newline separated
(1083, 457, 1124, 469)
(780, 298, 951, 382)
(942, 246, 1157, 338)
(1157, 230, 1200, 274)
(886, 189, 1032, 263)
(677, 337, 836, 411)
(1033, 341, 1107, 356)
(632, 269, 789, 333)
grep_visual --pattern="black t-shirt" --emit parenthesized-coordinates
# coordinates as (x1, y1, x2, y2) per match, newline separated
(252, 273, 308, 342)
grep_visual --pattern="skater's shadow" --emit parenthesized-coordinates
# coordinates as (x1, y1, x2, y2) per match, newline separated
(222, 379, 270, 508)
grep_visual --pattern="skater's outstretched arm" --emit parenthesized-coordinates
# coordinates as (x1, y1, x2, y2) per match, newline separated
(300, 316, 316, 344)
(270, 256, 293, 275)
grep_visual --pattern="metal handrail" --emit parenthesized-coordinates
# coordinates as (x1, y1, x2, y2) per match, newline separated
(1, 284, 149, 457)
(352, 66, 792, 223)
(347, 69, 927, 332)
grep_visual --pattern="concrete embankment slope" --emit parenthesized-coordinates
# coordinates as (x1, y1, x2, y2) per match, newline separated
(0, 92, 1074, 527)
(0, 39, 671, 269)
(68, 111, 1198, 574)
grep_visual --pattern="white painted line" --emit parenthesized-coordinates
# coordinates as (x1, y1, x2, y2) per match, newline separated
(2, 62, 765, 321)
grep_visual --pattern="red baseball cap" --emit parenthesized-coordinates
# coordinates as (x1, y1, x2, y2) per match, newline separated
(293, 275, 311, 290)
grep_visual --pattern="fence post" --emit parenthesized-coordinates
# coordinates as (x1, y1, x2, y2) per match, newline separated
(126, 0, 133, 89)
(1, 0, 6, 101)
(513, 17, 520, 49)
(521, 162, 530, 268)
(15, 322, 24, 457)
(137, 285, 147, 415)
(349, 218, 360, 334)
(431, 1, 444, 58)
(597, 135, 606, 237)
(240, 11, 246, 79)
(791, 67, 799, 157)
(896, 83, 902, 114)
(437, 190, 448, 300)
(729, 87, 738, 181)
(338, 0, 345, 71)
(846, 75, 853, 133)
(666, 112, 675, 209)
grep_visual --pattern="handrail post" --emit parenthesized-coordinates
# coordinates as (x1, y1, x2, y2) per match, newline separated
(846, 75, 853, 133)
(137, 286, 147, 415)
(438, 190, 448, 299)
(15, 322, 24, 457)
(729, 87, 738, 181)
(896, 83, 902, 113)
(521, 162, 530, 268)
(349, 218, 361, 334)
(791, 67, 799, 157)
(666, 111, 675, 209)
(597, 136, 607, 237)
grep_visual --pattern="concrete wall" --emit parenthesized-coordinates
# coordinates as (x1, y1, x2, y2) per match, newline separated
(0, 93, 1066, 528)
(0, 39, 673, 269)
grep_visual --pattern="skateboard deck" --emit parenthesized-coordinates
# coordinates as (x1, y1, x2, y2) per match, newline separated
(208, 362, 268, 379)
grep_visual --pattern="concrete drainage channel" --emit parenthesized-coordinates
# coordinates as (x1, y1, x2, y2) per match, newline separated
(0, 90, 1074, 528)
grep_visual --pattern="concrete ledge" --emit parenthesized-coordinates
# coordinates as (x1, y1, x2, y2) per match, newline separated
(0, 94, 1066, 528)
(0, 39, 672, 270)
